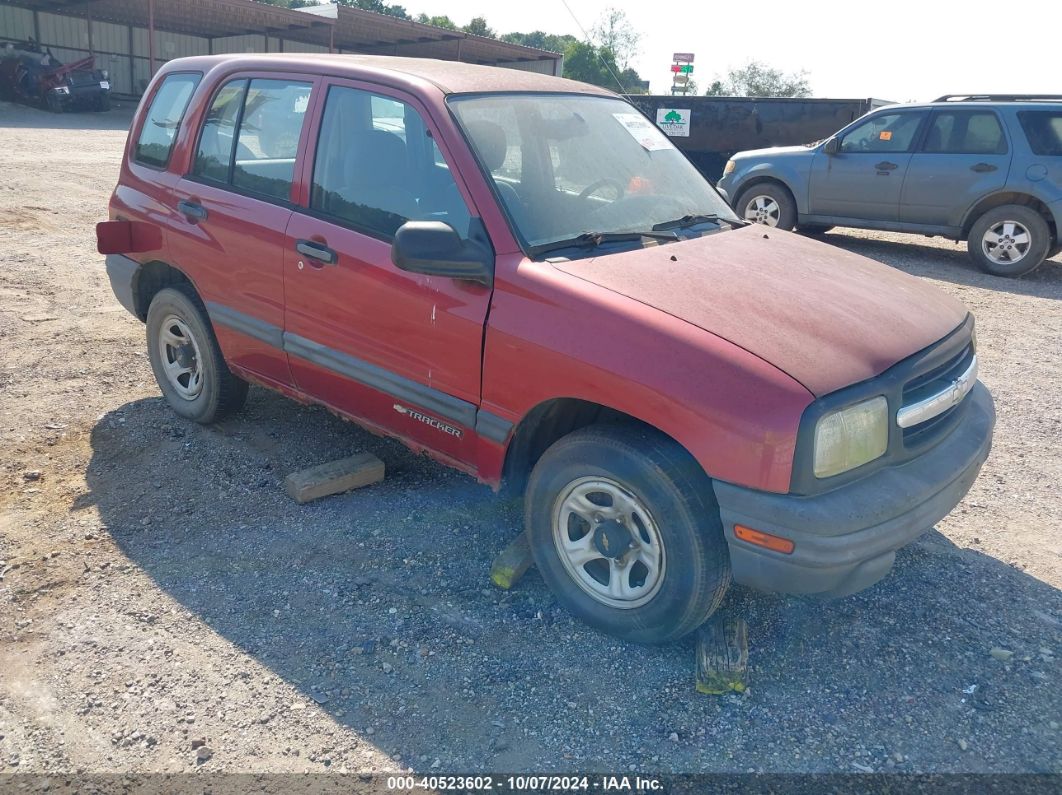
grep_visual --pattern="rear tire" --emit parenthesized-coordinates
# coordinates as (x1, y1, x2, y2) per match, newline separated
(525, 424, 730, 644)
(95, 94, 111, 112)
(735, 183, 797, 231)
(146, 286, 248, 424)
(967, 205, 1050, 277)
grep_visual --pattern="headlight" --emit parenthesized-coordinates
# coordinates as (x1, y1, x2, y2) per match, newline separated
(722, 159, 736, 176)
(53, 85, 70, 94)
(813, 396, 888, 478)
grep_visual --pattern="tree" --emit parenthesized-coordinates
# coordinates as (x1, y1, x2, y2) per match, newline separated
(561, 41, 625, 92)
(703, 61, 811, 97)
(591, 7, 639, 69)
(501, 31, 579, 54)
(462, 16, 495, 38)
(335, 0, 410, 19)
(415, 13, 458, 30)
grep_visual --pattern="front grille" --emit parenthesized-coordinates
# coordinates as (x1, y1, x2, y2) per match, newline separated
(899, 341, 975, 447)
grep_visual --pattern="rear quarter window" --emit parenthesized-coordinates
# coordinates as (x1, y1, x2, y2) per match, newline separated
(1018, 111, 1062, 156)
(134, 73, 202, 168)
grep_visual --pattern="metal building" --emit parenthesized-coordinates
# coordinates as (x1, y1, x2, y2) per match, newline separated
(0, 0, 562, 98)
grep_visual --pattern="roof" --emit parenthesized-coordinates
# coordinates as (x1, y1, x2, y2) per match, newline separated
(5, 0, 561, 66)
(160, 53, 613, 96)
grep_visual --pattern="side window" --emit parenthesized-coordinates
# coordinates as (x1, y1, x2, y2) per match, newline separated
(191, 77, 311, 202)
(924, 111, 1006, 154)
(134, 72, 201, 168)
(840, 112, 925, 154)
(193, 79, 247, 183)
(310, 86, 472, 240)
(232, 79, 312, 200)
(1018, 111, 1062, 156)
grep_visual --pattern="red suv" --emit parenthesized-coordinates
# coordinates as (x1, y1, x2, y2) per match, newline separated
(99, 55, 994, 643)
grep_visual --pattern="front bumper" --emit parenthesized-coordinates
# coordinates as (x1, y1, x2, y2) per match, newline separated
(713, 382, 995, 597)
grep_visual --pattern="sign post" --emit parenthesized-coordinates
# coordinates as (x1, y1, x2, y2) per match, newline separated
(670, 52, 694, 96)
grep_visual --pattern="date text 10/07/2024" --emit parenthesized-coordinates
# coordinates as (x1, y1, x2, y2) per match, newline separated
(385, 775, 664, 792)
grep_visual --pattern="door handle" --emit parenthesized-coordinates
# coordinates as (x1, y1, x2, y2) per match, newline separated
(177, 199, 208, 222)
(295, 239, 337, 266)
(875, 161, 899, 171)
(971, 162, 998, 173)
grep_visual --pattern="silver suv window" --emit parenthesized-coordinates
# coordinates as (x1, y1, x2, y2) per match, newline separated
(1018, 111, 1062, 156)
(923, 111, 1006, 155)
(840, 112, 925, 154)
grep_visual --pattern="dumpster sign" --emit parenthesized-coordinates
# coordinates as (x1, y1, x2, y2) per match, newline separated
(656, 107, 691, 137)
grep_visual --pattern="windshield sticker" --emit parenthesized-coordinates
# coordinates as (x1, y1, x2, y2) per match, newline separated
(612, 113, 672, 151)
(655, 108, 691, 138)
(879, 130, 893, 141)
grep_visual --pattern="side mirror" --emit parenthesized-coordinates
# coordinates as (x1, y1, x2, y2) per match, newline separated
(822, 137, 840, 155)
(391, 219, 494, 287)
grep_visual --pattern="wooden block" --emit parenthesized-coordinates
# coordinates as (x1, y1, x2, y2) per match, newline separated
(695, 614, 749, 695)
(284, 453, 385, 504)
(489, 532, 533, 590)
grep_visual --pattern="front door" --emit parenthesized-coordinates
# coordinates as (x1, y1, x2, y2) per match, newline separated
(809, 110, 927, 221)
(283, 80, 492, 465)
(900, 109, 1012, 227)
(169, 74, 316, 388)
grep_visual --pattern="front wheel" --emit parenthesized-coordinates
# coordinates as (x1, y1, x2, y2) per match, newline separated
(734, 183, 797, 230)
(146, 286, 248, 423)
(525, 424, 730, 644)
(967, 205, 1050, 277)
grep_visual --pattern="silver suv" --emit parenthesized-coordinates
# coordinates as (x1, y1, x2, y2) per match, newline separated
(716, 95, 1062, 277)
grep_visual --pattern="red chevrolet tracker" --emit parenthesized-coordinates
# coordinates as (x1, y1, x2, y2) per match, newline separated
(99, 55, 994, 642)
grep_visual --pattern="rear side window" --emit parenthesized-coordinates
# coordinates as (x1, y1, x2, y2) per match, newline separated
(134, 72, 201, 168)
(1018, 111, 1062, 156)
(923, 111, 1006, 154)
(190, 77, 312, 202)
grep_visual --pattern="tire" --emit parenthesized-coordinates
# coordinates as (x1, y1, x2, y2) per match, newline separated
(797, 224, 834, 236)
(146, 285, 248, 423)
(734, 182, 797, 231)
(95, 94, 111, 112)
(525, 424, 730, 644)
(45, 93, 63, 113)
(967, 204, 1050, 277)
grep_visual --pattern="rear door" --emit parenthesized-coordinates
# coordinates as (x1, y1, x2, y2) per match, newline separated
(168, 73, 317, 387)
(900, 109, 1011, 226)
(809, 110, 928, 220)
(282, 80, 492, 464)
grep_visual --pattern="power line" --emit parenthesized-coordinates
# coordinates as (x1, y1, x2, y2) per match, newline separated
(558, 0, 628, 94)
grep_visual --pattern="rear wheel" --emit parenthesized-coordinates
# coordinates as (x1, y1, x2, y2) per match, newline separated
(525, 424, 730, 644)
(967, 205, 1050, 277)
(95, 93, 111, 112)
(734, 183, 797, 230)
(146, 286, 247, 423)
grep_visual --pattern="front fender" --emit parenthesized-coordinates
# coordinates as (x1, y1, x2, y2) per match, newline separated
(480, 255, 813, 494)
(726, 158, 813, 214)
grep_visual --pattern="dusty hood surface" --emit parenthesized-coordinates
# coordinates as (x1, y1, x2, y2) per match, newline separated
(552, 226, 969, 397)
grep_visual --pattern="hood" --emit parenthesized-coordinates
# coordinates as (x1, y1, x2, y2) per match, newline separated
(734, 145, 814, 160)
(551, 227, 968, 397)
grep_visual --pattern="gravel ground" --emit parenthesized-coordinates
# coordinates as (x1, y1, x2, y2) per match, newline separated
(0, 101, 1060, 776)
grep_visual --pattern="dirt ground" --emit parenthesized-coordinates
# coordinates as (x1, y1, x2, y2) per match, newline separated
(1, 100, 1060, 776)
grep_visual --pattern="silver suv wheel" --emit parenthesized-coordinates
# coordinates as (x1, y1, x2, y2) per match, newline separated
(552, 476, 666, 609)
(157, 314, 204, 400)
(981, 220, 1031, 265)
(743, 195, 781, 227)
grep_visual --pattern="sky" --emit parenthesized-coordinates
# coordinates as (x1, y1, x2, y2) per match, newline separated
(405, 0, 1062, 100)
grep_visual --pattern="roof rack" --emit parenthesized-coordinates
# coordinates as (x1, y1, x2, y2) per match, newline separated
(933, 94, 1062, 103)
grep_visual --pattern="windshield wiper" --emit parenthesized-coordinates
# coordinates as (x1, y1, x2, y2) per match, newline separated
(651, 213, 748, 231)
(528, 230, 678, 259)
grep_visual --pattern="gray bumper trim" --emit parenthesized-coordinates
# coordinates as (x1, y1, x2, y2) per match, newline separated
(105, 253, 140, 318)
(713, 382, 995, 597)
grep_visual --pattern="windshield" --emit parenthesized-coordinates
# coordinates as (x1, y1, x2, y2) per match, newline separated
(449, 93, 737, 256)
